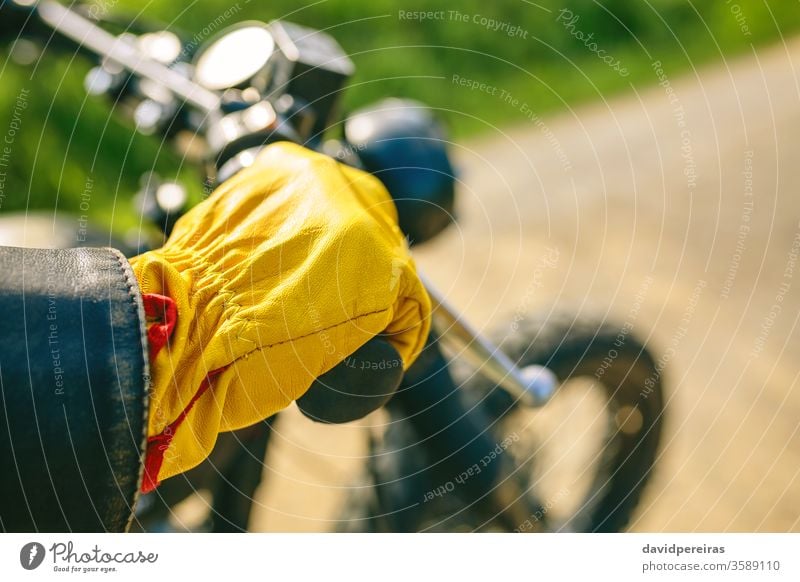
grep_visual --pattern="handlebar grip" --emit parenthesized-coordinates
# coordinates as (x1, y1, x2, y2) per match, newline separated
(296, 336, 403, 424)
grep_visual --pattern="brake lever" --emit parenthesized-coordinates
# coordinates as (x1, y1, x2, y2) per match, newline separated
(421, 274, 557, 408)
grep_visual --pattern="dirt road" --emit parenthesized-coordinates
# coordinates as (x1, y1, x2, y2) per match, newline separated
(250, 38, 800, 532)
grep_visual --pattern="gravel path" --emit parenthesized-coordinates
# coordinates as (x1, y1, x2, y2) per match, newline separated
(254, 38, 800, 532)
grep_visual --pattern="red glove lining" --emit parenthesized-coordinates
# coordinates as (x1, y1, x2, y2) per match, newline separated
(140, 292, 226, 493)
(142, 293, 177, 360)
(141, 367, 226, 493)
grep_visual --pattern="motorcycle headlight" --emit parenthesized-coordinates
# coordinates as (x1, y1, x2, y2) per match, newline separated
(193, 22, 275, 91)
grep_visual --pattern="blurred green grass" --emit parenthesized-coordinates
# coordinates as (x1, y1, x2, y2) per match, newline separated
(0, 0, 798, 235)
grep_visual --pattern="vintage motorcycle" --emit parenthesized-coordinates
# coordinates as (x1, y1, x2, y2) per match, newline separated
(0, 0, 664, 532)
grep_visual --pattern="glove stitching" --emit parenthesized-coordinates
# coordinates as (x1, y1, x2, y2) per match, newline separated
(234, 297, 427, 363)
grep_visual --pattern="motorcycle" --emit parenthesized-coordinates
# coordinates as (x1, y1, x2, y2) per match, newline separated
(0, 0, 664, 532)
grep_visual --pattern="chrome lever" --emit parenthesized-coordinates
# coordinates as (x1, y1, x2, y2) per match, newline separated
(421, 274, 558, 408)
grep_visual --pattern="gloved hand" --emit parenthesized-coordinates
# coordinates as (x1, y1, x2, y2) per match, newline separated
(131, 142, 430, 491)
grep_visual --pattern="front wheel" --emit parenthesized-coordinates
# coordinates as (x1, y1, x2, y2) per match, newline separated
(340, 313, 665, 532)
(479, 313, 665, 532)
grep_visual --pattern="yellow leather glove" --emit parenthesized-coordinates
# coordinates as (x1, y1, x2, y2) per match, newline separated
(131, 142, 430, 491)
